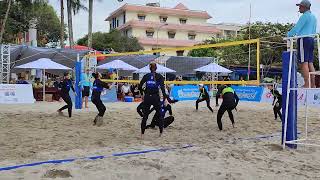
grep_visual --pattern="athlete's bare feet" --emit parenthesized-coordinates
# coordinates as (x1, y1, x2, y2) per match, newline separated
(57, 110, 63, 115)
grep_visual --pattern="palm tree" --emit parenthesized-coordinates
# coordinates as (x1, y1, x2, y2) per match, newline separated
(0, 0, 12, 44)
(67, 0, 74, 48)
(67, 0, 87, 48)
(87, 0, 93, 48)
(87, 0, 122, 48)
(60, 0, 65, 48)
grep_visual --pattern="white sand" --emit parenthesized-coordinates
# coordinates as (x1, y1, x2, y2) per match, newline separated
(0, 101, 320, 180)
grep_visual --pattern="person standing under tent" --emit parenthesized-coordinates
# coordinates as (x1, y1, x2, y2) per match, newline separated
(57, 72, 76, 118)
(138, 62, 169, 139)
(216, 84, 239, 130)
(196, 84, 214, 113)
(80, 69, 92, 109)
(287, 0, 317, 88)
(91, 72, 111, 126)
(267, 84, 282, 121)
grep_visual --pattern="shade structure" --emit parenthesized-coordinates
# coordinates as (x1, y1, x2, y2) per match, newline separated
(15, 58, 72, 70)
(194, 63, 232, 73)
(65, 45, 104, 61)
(96, 60, 138, 71)
(134, 63, 176, 73)
(15, 58, 71, 101)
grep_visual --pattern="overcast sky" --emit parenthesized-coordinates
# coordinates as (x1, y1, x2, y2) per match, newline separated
(48, 0, 320, 40)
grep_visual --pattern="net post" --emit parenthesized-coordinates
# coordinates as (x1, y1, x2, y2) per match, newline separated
(282, 39, 298, 149)
(256, 39, 261, 84)
(75, 53, 82, 109)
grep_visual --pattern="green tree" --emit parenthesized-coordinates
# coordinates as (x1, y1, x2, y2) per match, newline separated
(34, 3, 66, 47)
(0, 0, 12, 43)
(0, 0, 65, 46)
(189, 22, 294, 67)
(77, 30, 143, 52)
(67, 0, 87, 47)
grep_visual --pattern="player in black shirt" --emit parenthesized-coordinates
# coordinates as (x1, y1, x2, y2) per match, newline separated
(267, 84, 282, 121)
(146, 100, 176, 129)
(138, 62, 168, 139)
(91, 72, 111, 126)
(196, 84, 213, 113)
(217, 85, 239, 130)
(57, 72, 76, 118)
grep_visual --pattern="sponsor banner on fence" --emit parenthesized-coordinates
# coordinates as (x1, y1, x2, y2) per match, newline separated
(70, 87, 117, 103)
(260, 88, 320, 107)
(231, 86, 264, 102)
(0, 84, 35, 104)
(100, 87, 118, 103)
(305, 89, 320, 107)
(171, 85, 208, 101)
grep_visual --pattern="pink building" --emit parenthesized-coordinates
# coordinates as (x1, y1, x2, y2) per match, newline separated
(106, 3, 224, 56)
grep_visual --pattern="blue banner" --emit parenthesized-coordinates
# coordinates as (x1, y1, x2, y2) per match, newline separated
(100, 87, 117, 103)
(231, 86, 263, 102)
(70, 87, 117, 104)
(171, 85, 208, 101)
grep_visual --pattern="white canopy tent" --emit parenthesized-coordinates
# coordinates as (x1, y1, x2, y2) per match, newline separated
(134, 63, 176, 73)
(15, 58, 71, 101)
(195, 63, 232, 90)
(96, 60, 138, 71)
(194, 63, 232, 73)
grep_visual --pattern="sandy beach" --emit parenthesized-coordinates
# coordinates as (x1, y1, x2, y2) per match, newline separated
(0, 101, 320, 180)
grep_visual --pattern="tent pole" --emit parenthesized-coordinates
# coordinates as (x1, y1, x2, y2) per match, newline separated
(43, 69, 45, 101)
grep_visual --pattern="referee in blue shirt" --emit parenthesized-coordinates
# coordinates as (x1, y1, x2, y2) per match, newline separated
(288, 0, 317, 88)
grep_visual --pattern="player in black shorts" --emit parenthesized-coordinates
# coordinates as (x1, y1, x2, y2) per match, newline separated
(196, 84, 213, 113)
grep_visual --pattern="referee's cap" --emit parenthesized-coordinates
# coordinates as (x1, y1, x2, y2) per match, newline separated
(296, 0, 311, 8)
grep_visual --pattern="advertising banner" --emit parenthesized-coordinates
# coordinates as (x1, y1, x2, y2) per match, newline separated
(0, 84, 35, 104)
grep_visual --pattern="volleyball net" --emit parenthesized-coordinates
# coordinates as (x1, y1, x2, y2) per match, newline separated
(85, 38, 261, 86)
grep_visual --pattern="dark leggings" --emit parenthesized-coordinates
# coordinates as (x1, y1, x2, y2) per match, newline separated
(92, 97, 106, 117)
(196, 98, 214, 112)
(273, 102, 282, 120)
(59, 94, 72, 117)
(216, 93, 220, 106)
(149, 115, 175, 128)
(217, 103, 236, 130)
(141, 94, 163, 134)
(137, 102, 144, 117)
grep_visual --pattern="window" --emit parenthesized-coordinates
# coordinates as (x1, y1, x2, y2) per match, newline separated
(109, 23, 112, 30)
(188, 33, 196, 40)
(138, 14, 146, 21)
(179, 18, 187, 24)
(123, 12, 126, 24)
(116, 20, 119, 27)
(160, 16, 167, 23)
(176, 50, 184, 56)
(146, 30, 154, 38)
(112, 18, 116, 28)
(168, 31, 176, 39)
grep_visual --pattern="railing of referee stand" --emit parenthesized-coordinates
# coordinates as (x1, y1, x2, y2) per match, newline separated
(282, 34, 320, 149)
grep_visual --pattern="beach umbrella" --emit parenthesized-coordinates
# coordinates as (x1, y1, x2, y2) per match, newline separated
(134, 63, 176, 73)
(96, 60, 138, 71)
(15, 58, 71, 101)
(194, 63, 232, 73)
(195, 63, 232, 89)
